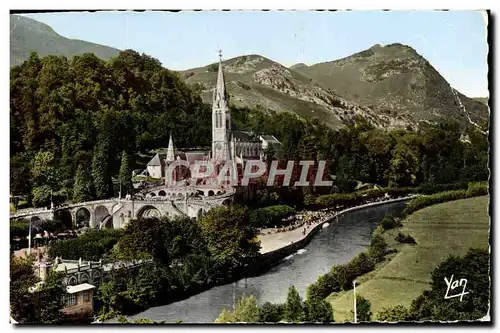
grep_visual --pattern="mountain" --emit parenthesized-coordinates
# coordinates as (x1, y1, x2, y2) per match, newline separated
(10, 14, 120, 67)
(293, 43, 489, 129)
(180, 55, 387, 128)
(182, 44, 489, 130)
(473, 97, 489, 105)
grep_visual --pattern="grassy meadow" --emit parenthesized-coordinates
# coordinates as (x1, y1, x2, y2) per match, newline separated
(327, 195, 490, 322)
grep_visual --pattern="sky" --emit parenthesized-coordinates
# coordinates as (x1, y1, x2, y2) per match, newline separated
(22, 10, 489, 97)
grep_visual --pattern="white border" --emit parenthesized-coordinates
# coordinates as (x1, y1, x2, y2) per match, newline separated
(2, 1, 497, 332)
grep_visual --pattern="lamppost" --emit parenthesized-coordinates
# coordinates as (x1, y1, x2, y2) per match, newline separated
(353, 279, 357, 323)
(27, 219, 32, 256)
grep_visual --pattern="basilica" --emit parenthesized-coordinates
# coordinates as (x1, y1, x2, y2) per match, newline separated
(144, 52, 280, 193)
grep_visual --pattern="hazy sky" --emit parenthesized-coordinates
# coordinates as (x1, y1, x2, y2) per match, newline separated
(22, 10, 489, 97)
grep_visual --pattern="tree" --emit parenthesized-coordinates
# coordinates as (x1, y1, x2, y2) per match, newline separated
(91, 139, 111, 199)
(215, 295, 261, 323)
(284, 286, 305, 322)
(118, 151, 133, 196)
(10, 255, 38, 323)
(409, 248, 489, 321)
(36, 271, 65, 324)
(197, 206, 260, 279)
(304, 297, 334, 323)
(232, 294, 261, 323)
(354, 296, 372, 322)
(259, 302, 284, 323)
(97, 280, 122, 320)
(73, 164, 92, 202)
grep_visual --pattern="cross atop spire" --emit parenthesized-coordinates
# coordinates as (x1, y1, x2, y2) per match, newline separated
(214, 49, 227, 104)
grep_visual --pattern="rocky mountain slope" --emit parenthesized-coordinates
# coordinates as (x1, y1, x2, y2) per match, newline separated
(182, 44, 489, 130)
(10, 14, 120, 67)
(181, 55, 389, 128)
(10, 14, 488, 130)
(293, 43, 489, 129)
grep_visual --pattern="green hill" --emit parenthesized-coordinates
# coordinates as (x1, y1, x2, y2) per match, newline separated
(10, 14, 120, 67)
(294, 43, 489, 129)
(327, 196, 490, 322)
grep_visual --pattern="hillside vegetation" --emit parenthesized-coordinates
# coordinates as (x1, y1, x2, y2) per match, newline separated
(10, 14, 120, 67)
(327, 195, 490, 321)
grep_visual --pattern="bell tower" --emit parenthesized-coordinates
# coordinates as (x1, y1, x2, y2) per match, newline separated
(212, 50, 231, 161)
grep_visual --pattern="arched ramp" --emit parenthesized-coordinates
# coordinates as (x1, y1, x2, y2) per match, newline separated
(137, 205, 161, 219)
(75, 207, 91, 229)
(95, 205, 111, 228)
(56, 211, 73, 230)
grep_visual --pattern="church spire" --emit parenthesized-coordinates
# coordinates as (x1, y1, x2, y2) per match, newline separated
(214, 49, 227, 104)
(166, 133, 175, 162)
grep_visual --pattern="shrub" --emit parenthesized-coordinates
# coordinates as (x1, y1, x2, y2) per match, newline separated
(249, 205, 296, 228)
(306, 273, 340, 300)
(48, 229, 123, 261)
(354, 295, 372, 322)
(378, 214, 403, 231)
(466, 182, 489, 197)
(367, 234, 388, 262)
(348, 252, 375, 277)
(403, 190, 468, 216)
(418, 182, 469, 195)
(259, 302, 284, 323)
(395, 232, 416, 244)
(376, 305, 410, 322)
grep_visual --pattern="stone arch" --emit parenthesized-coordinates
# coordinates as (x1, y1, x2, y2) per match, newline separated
(137, 205, 161, 219)
(75, 207, 91, 229)
(68, 276, 77, 286)
(216, 191, 222, 196)
(30, 216, 42, 231)
(102, 215, 114, 229)
(208, 190, 215, 197)
(197, 190, 204, 196)
(57, 210, 73, 230)
(80, 273, 89, 284)
(158, 190, 167, 197)
(222, 199, 231, 206)
(95, 205, 111, 226)
(178, 193, 184, 200)
(149, 192, 156, 198)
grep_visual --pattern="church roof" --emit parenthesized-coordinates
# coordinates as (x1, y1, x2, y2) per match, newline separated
(147, 153, 164, 166)
(260, 135, 281, 144)
(146, 151, 209, 166)
(231, 130, 261, 142)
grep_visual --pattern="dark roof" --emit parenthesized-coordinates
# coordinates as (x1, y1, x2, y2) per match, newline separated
(147, 151, 209, 166)
(260, 134, 281, 144)
(231, 130, 260, 142)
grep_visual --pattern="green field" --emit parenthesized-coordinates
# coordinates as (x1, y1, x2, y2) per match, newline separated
(327, 196, 490, 322)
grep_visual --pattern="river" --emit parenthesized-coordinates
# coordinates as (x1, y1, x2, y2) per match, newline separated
(125, 201, 407, 323)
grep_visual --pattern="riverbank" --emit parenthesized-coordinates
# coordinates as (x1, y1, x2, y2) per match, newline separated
(327, 195, 489, 322)
(258, 195, 416, 255)
(105, 199, 410, 323)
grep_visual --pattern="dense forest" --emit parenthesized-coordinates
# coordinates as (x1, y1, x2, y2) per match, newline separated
(10, 50, 489, 207)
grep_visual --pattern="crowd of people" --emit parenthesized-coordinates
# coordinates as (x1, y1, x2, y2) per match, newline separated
(259, 193, 411, 236)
